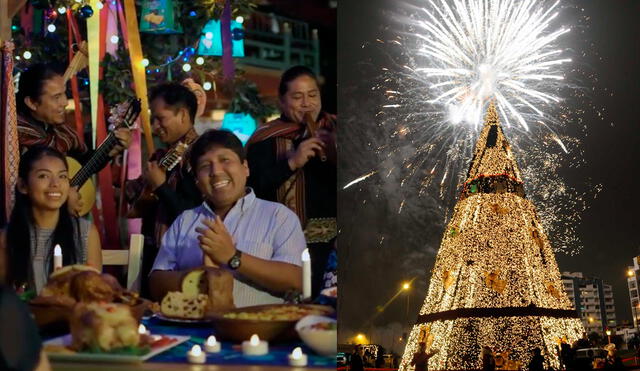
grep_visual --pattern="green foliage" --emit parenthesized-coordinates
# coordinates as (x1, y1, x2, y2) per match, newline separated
(228, 78, 276, 120)
(12, 0, 270, 116)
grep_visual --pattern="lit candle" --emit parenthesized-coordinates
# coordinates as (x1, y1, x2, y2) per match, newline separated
(242, 334, 268, 356)
(53, 244, 63, 270)
(288, 347, 308, 366)
(187, 344, 206, 364)
(138, 324, 150, 336)
(302, 248, 311, 299)
(204, 335, 221, 353)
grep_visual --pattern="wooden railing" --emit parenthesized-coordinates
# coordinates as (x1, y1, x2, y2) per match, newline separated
(240, 12, 320, 74)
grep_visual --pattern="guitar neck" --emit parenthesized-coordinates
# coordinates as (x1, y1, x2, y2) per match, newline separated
(70, 134, 118, 187)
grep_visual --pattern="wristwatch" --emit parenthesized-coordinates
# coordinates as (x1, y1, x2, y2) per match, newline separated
(227, 249, 242, 270)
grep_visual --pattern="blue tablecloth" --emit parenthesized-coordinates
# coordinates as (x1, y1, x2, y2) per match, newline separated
(144, 317, 336, 368)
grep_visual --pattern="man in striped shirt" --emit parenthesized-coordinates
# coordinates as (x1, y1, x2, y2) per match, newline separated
(149, 130, 305, 307)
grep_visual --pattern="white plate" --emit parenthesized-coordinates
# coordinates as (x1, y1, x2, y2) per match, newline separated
(153, 313, 213, 324)
(44, 334, 190, 363)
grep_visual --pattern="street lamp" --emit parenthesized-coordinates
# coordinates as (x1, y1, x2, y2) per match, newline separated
(402, 281, 411, 322)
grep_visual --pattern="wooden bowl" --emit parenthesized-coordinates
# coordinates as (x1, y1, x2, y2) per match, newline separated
(210, 304, 334, 343)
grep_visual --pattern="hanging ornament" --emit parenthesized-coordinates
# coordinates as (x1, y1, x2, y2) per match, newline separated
(79, 5, 94, 19)
(197, 19, 244, 57)
(484, 271, 506, 293)
(546, 281, 562, 299)
(449, 227, 458, 237)
(139, 0, 183, 34)
(470, 183, 478, 193)
(45, 8, 58, 21)
(442, 269, 454, 289)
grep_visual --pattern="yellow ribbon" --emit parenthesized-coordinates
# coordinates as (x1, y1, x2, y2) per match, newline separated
(87, 0, 100, 147)
(123, 0, 154, 154)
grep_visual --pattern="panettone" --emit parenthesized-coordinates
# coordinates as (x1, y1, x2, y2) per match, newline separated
(159, 268, 234, 319)
(160, 292, 208, 319)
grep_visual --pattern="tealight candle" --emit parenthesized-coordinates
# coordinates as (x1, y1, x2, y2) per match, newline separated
(187, 344, 206, 364)
(138, 324, 150, 336)
(204, 335, 221, 353)
(288, 347, 308, 366)
(242, 334, 268, 356)
(53, 244, 63, 270)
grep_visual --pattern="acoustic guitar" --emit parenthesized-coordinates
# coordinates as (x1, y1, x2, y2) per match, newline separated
(126, 141, 190, 219)
(66, 98, 142, 216)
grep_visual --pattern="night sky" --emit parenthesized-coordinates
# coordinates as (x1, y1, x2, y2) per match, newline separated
(337, 0, 640, 345)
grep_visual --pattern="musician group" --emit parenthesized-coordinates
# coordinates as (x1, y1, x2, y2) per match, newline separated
(0, 62, 337, 308)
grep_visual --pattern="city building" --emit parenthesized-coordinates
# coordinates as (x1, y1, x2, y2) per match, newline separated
(626, 256, 640, 328)
(562, 272, 617, 334)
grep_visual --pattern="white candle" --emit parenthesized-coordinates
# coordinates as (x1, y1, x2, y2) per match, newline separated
(53, 244, 63, 270)
(187, 344, 206, 364)
(288, 347, 308, 366)
(302, 248, 311, 299)
(204, 335, 221, 353)
(242, 334, 268, 356)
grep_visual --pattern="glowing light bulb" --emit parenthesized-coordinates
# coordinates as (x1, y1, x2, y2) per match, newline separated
(182, 63, 192, 72)
(110, 35, 119, 44)
(205, 32, 213, 39)
(47, 24, 56, 33)
(58, 7, 67, 14)
(23, 51, 32, 60)
(196, 57, 204, 65)
(138, 324, 147, 334)
(191, 345, 202, 356)
(203, 82, 212, 91)
(291, 347, 303, 359)
(96, 1, 104, 10)
(141, 58, 149, 67)
(235, 16, 244, 24)
(250, 334, 260, 346)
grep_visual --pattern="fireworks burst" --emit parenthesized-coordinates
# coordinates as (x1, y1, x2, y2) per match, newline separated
(417, 0, 572, 132)
(341, 0, 601, 256)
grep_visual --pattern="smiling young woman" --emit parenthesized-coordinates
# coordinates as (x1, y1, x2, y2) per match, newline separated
(0, 146, 102, 294)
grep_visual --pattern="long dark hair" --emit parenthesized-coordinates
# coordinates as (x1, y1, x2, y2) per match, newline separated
(6, 146, 79, 288)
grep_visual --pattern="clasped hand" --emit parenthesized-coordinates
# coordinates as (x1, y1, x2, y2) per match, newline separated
(195, 216, 236, 266)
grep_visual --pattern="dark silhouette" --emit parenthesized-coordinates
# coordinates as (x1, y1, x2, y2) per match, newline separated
(482, 346, 496, 371)
(350, 347, 364, 371)
(528, 347, 544, 371)
(411, 342, 438, 371)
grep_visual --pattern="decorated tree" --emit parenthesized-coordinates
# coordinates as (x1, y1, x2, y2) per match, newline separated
(399, 103, 584, 370)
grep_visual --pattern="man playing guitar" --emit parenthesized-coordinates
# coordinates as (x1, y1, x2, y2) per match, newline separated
(125, 83, 202, 296)
(16, 63, 131, 217)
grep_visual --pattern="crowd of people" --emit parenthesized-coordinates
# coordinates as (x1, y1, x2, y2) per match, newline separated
(0, 62, 336, 370)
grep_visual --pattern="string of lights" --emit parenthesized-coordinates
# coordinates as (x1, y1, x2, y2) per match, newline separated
(399, 103, 584, 370)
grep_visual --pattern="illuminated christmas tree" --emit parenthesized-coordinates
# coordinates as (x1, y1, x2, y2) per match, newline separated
(399, 103, 584, 370)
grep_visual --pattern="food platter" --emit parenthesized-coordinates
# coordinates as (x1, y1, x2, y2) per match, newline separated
(44, 334, 190, 363)
(210, 304, 334, 342)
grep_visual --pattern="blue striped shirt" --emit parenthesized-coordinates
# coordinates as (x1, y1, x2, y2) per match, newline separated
(151, 188, 305, 307)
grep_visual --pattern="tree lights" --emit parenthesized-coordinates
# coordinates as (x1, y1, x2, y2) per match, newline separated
(399, 103, 584, 370)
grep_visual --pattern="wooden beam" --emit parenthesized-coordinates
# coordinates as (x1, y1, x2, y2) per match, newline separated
(0, 0, 26, 42)
(0, 0, 10, 42)
(9, 0, 27, 19)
